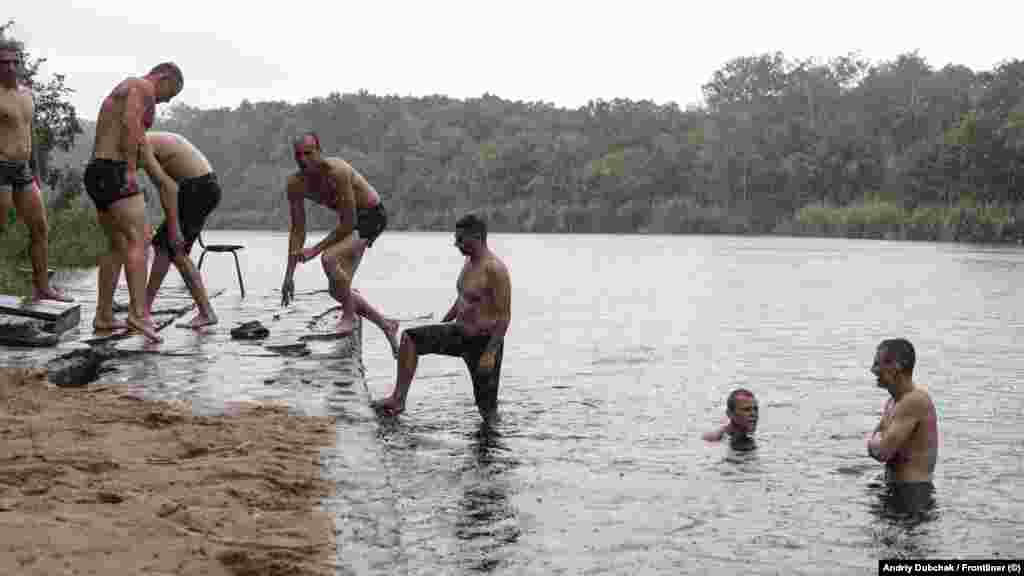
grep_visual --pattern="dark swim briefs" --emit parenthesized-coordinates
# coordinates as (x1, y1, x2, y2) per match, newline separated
(404, 322, 504, 417)
(356, 203, 387, 247)
(84, 159, 139, 212)
(0, 159, 34, 191)
(152, 172, 222, 255)
(882, 481, 935, 517)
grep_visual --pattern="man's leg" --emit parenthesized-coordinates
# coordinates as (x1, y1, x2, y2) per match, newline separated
(170, 248, 218, 329)
(321, 234, 365, 334)
(93, 210, 129, 333)
(350, 290, 400, 358)
(107, 195, 161, 342)
(0, 189, 12, 234)
(12, 183, 73, 302)
(373, 331, 419, 415)
(467, 340, 503, 424)
(144, 247, 173, 316)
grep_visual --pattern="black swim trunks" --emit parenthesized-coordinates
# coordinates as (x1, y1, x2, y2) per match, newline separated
(152, 172, 222, 255)
(0, 159, 34, 191)
(404, 322, 504, 418)
(356, 203, 387, 247)
(84, 159, 139, 212)
(881, 481, 936, 519)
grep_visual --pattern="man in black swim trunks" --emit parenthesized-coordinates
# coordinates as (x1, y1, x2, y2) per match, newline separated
(0, 37, 71, 301)
(373, 214, 512, 423)
(138, 131, 220, 330)
(281, 132, 399, 356)
(867, 338, 939, 516)
(85, 62, 183, 343)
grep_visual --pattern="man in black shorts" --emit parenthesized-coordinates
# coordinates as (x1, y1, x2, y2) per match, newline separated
(373, 214, 512, 423)
(85, 62, 183, 342)
(0, 37, 71, 301)
(138, 131, 220, 329)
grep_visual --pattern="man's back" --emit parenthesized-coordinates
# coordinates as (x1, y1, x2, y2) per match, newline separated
(146, 132, 212, 180)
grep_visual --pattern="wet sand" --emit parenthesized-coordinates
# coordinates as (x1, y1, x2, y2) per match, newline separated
(0, 366, 337, 576)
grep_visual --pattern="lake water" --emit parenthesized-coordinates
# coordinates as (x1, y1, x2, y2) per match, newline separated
(3, 230, 1023, 574)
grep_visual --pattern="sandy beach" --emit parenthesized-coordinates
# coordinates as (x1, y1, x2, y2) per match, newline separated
(0, 366, 337, 576)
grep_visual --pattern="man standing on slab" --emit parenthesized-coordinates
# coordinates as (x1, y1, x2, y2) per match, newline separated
(84, 62, 183, 342)
(0, 37, 72, 302)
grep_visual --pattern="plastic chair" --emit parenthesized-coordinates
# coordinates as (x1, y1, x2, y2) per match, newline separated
(196, 233, 246, 298)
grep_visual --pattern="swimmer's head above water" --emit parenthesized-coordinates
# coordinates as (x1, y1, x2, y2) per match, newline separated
(703, 388, 758, 444)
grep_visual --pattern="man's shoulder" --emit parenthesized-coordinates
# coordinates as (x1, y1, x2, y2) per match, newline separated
(324, 157, 354, 176)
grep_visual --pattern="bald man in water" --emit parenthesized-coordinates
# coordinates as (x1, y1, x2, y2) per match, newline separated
(0, 37, 71, 302)
(85, 62, 183, 342)
(280, 131, 399, 356)
(137, 131, 220, 329)
(867, 338, 939, 513)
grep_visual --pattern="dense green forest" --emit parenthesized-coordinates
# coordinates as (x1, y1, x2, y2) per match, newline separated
(47, 51, 1024, 242)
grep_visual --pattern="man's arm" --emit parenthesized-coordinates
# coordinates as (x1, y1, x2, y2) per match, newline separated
(139, 140, 179, 244)
(309, 164, 357, 258)
(285, 178, 307, 276)
(868, 397, 921, 461)
(483, 262, 512, 353)
(120, 82, 147, 175)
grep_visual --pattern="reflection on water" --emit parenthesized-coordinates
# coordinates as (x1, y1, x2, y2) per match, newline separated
(455, 425, 521, 573)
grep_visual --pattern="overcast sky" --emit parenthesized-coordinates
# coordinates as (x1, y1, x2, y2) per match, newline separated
(8, 1, 1022, 118)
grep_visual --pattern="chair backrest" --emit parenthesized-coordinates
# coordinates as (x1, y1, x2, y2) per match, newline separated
(197, 233, 206, 249)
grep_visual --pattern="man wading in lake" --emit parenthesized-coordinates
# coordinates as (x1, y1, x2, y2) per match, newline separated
(867, 338, 939, 515)
(373, 214, 512, 424)
(279, 132, 399, 357)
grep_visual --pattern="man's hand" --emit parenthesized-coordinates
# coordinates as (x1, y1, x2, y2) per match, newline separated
(281, 276, 295, 307)
(125, 171, 138, 194)
(300, 246, 319, 262)
(478, 349, 497, 373)
(167, 229, 186, 257)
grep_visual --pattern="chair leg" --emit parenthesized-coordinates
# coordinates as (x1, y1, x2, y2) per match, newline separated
(232, 252, 245, 299)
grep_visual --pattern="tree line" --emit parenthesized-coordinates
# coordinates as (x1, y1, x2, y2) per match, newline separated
(14, 23, 1023, 242)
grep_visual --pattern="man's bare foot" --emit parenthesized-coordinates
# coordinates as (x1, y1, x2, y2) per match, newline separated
(382, 318, 400, 359)
(336, 314, 357, 335)
(93, 318, 129, 334)
(371, 396, 404, 416)
(32, 287, 74, 303)
(127, 314, 163, 344)
(177, 312, 218, 330)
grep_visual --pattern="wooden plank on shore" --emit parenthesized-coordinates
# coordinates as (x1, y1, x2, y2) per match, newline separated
(0, 295, 80, 333)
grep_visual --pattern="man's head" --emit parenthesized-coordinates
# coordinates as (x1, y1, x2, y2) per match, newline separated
(726, 388, 758, 435)
(292, 132, 322, 173)
(871, 338, 915, 390)
(454, 213, 487, 256)
(147, 62, 183, 103)
(0, 38, 24, 86)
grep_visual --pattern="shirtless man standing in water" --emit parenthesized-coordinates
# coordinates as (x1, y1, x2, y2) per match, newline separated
(138, 131, 220, 329)
(280, 131, 399, 355)
(85, 62, 183, 342)
(0, 38, 72, 302)
(867, 338, 939, 512)
(374, 214, 512, 423)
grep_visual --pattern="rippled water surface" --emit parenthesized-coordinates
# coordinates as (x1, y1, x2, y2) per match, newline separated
(4, 231, 1023, 574)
